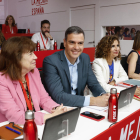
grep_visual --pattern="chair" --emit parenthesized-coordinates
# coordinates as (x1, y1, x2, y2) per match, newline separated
(121, 56, 128, 74)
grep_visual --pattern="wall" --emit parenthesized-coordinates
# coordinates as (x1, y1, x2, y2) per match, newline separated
(3, 0, 140, 53)
(0, 0, 5, 24)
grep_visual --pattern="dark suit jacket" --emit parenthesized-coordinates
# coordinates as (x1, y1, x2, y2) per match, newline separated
(43, 50, 106, 107)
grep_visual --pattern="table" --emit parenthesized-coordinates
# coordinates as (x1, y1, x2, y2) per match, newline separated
(0, 99, 139, 140)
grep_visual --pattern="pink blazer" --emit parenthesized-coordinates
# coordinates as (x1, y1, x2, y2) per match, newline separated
(0, 68, 59, 125)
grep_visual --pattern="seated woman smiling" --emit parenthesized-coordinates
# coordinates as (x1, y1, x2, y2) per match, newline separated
(0, 36, 68, 124)
(92, 35, 128, 93)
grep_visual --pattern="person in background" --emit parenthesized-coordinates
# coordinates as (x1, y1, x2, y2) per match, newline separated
(111, 27, 115, 35)
(115, 26, 124, 40)
(43, 26, 109, 107)
(131, 28, 136, 40)
(123, 28, 131, 37)
(92, 35, 128, 93)
(127, 31, 140, 81)
(31, 20, 54, 50)
(121, 26, 125, 33)
(0, 36, 69, 125)
(106, 26, 111, 36)
(2, 15, 18, 34)
(0, 30, 5, 54)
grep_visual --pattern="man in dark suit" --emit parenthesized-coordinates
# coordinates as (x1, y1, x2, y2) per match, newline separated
(43, 26, 110, 107)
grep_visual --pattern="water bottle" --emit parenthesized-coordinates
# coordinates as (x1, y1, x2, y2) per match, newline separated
(23, 110, 38, 140)
(27, 28, 30, 34)
(54, 40, 57, 50)
(108, 88, 118, 122)
(36, 41, 40, 51)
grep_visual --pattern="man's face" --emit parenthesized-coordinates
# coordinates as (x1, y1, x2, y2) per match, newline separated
(41, 23, 50, 36)
(64, 33, 84, 64)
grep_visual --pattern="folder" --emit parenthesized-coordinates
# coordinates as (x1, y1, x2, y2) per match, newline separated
(0, 122, 23, 140)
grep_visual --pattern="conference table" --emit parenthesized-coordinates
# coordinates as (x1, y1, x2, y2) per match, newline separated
(0, 99, 140, 140)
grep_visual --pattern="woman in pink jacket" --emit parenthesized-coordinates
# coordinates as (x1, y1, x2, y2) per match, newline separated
(0, 36, 68, 125)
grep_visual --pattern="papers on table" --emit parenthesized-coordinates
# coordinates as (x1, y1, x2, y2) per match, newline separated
(86, 106, 108, 111)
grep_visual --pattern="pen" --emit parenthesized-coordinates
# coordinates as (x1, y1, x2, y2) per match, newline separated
(5, 126, 21, 135)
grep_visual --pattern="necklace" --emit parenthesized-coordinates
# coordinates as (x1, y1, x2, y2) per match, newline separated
(22, 80, 27, 84)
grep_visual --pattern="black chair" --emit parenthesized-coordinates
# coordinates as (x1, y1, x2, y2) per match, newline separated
(60, 42, 65, 49)
(38, 68, 46, 88)
(0, 24, 2, 31)
(121, 56, 128, 74)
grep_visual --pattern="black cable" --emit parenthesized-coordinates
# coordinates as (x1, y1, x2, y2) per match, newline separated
(109, 122, 117, 128)
(9, 122, 23, 131)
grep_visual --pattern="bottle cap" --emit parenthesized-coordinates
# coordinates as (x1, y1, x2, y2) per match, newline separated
(110, 88, 117, 94)
(25, 110, 34, 120)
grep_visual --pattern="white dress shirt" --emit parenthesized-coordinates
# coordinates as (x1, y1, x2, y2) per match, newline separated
(31, 32, 54, 50)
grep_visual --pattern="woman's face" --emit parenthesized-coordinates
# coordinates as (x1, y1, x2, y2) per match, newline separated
(20, 51, 37, 73)
(7, 17, 13, 25)
(110, 40, 120, 59)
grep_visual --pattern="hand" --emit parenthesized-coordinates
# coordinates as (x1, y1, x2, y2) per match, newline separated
(108, 81, 115, 86)
(45, 32, 53, 40)
(90, 93, 110, 107)
(44, 104, 70, 123)
(135, 87, 140, 96)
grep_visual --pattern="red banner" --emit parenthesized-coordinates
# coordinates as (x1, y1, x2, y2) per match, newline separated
(91, 109, 140, 140)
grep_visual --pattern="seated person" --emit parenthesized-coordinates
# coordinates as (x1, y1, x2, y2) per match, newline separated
(123, 28, 131, 37)
(0, 30, 5, 53)
(32, 20, 54, 50)
(92, 35, 128, 93)
(127, 31, 140, 80)
(43, 26, 110, 107)
(130, 28, 136, 40)
(0, 36, 69, 125)
(2, 15, 18, 34)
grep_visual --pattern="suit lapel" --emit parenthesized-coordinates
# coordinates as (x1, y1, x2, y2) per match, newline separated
(12, 81, 26, 111)
(113, 59, 116, 78)
(103, 59, 110, 82)
(60, 50, 71, 85)
(77, 56, 82, 95)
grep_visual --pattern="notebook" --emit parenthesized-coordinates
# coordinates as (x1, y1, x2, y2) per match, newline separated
(123, 79, 140, 86)
(0, 122, 23, 140)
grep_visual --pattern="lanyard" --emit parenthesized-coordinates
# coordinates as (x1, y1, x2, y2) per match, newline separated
(138, 51, 140, 55)
(19, 74, 33, 110)
(40, 32, 48, 49)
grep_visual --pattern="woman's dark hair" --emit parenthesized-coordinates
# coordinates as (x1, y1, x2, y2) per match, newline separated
(5, 15, 16, 27)
(131, 28, 136, 33)
(96, 35, 121, 60)
(0, 36, 36, 81)
(132, 31, 140, 51)
(0, 30, 5, 46)
(124, 28, 129, 33)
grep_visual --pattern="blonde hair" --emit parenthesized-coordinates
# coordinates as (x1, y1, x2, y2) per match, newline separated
(5, 15, 16, 27)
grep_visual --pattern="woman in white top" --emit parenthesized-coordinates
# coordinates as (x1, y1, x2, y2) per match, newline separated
(92, 35, 128, 93)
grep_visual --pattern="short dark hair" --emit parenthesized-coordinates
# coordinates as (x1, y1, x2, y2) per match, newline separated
(115, 26, 121, 34)
(65, 26, 85, 40)
(41, 20, 50, 27)
(0, 36, 36, 81)
(124, 28, 129, 33)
